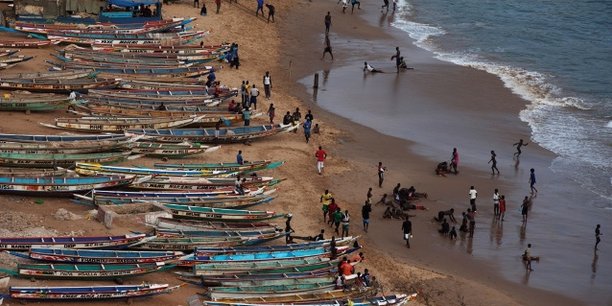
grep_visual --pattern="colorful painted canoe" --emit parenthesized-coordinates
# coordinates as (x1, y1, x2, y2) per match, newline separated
(200, 275, 336, 288)
(0, 69, 94, 80)
(0, 233, 146, 250)
(0, 78, 117, 93)
(0, 175, 134, 195)
(75, 162, 236, 177)
(131, 176, 280, 191)
(206, 283, 338, 299)
(94, 194, 276, 209)
(197, 271, 335, 284)
(155, 228, 281, 238)
(194, 237, 359, 255)
(0, 40, 51, 48)
(27, 248, 184, 264)
(127, 124, 298, 143)
(191, 258, 342, 276)
(41, 115, 203, 133)
(9, 284, 176, 300)
(90, 188, 269, 204)
(154, 160, 278, 172)
(205, 287, 376, 304)
(131, 142, 218, 158)
(17, 262, 170, 279)
(152, 218, 279, 232)
(189, 247, 349, 263)
(0, 167, 68, 177)
(81, 95, 221, 106)
(0, 151, 131, 168)
(131, 232, 285, 251)
(201, 293, 416, 306)
(15, 18, 189, 35)
(165, 204, 286, 222)
(49, 31, 206, 46)
(0, 139, 132, 154)
(0, 133, 127, 143)
(82, 106, 245, 126)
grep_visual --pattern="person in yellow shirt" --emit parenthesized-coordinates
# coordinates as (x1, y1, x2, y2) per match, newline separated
(320, 189, 333, 222)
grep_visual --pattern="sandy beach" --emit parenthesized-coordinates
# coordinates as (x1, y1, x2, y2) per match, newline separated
(0, 0, 609, 305)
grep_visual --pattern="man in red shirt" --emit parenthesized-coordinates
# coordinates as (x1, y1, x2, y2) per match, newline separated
(315, 146, 327, 175)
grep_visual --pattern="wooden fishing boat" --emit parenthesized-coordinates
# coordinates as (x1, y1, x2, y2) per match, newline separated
(131, 176, 280, 191)
(0, 167, 68, 177)
(0, 151, 131, 168)
(152, 218, 279, 232)
(26, 248, 184, 264)
(41, 116, 203, 133)
(131, 142, 217, 158)
(80, 105, 242, 123)
(196, 271, 336, 286)
(0, 133, 127, 143)
(188, 247, 349, 263)
(201, 293, 414, 306)
(199, 275, 336, 288)
(82, 94, 220, 105)
(75, 162, 236, 177)
(0, 233, 146, 250)
(93, 193, 276, 208)
(92, 42, 226, 53)
(165, 204, 286, 222)
(17, 262, 170, 280)
(207, 283, 338, 299)
(0, 139, 132, 154)
(0, 92, 72, 111)
(154, 160, 280, 172)
(205, 287, 376, 304)
(48, 31, 206, 45)
(0, 69, 95, 80)
(0, 175, 134, 195)
(53, 65, 212, 78)
(0, 40, 51, 48)
(15, 18, 188, 35)
(131, 232, 285, 251)
(65, 50, 218, 62)
(55, 58, 201, 69)
(89, 88, 212, 97)
(0, 78, 117, 93)
(194, 237, 359, 255)
(127, 124, 298, 144)
(9, 283, 176, 300)
(0, 50, 19, 57)
(155, 227, 281, 238)
(0, 55, 34, 68)
(90, 188, 268, 202)
(192, 257, 338, 276)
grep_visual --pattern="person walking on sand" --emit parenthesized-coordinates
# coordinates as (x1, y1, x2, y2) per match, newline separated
(467, 208, 476, 238)
(303, 118, 312, 143)
(315, 146, 327, 175)
(513, 138, 529, 158)
(341, 210, 350, 238)
(321, 190, 333, 222)
(521, 196, 530, 222)
(450, 148, 459, 174)
(266, 3, 275, 23)
(401, 216, 412, 248)
(341, 0, 348, 13)
(327, 198, 338, 226)
(263, 71, 272, 99)
(351, 0, 361, 13)
(267, 103, 275, 124)
(366, 187, 373, 203)
(377, 162, 386, 188)
(390, 47, 401, 73)
(256, 0, 265, 17)
(362, 201, 372, 232)
(285, 214, 294, 244)
(595, 224, 602, 250)
(493, 188, 500, 217)
(529, 168, 538, 194)
(489, 150, 500, 175)
(324, 12, 332, 34)
(236, 150, 244, 165)
(322, 34, 334, 60)
(499, 195, 506, 221)
(468, 186, 477, 212)
(333, 208, 343, 235)
(215, 0, 221, 14)
(381, 0, 390, 12)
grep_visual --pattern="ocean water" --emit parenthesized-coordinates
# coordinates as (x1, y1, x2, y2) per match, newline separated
(392, 0, 612, 202)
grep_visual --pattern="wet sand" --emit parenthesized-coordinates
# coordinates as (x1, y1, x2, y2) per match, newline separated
(0, 0, 609, 305)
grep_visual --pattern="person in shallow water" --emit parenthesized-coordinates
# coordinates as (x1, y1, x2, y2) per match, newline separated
(513, 138, 529, 158)
(363, 62, 383, 73)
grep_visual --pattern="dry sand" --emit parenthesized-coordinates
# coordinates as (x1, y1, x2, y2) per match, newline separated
(0, 1, 586, 306)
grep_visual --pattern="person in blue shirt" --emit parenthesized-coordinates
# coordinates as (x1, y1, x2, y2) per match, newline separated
(303, 118, 312, 143)
(242, 107, 251, 126)
(206, 69, 216, 87)
(256, 0, 264, 17)
(236, 150, 244, 165)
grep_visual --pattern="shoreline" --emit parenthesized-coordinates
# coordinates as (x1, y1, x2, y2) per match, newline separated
(280, 1, 605, 305)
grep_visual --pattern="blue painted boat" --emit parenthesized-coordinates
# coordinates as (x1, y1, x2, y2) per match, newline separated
(191, 247, 342, 262)
(195, 237, 359, 255)
(156, 228, 281, 238)
(27, 248, 183, 264)
(200, 293, 416, 306)
(10, 283, 176, 300)
(0, 175, 134, 195)
(75, 162, 236, 177)
(127, 124, 297, 143)
(0, 133, 127, 143)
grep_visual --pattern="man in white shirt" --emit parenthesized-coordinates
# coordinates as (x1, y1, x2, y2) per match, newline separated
(468, 186, 477, 212)
(249, 85, 260, 110)
(363, 62, 383, 73)
(493, 188, 500, 217)
(263, 71, 272, 99)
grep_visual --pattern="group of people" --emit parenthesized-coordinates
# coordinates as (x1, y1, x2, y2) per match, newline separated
(320, 190, 352, 238)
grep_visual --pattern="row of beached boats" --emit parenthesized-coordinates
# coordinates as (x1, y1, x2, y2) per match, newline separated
(0, 49, 33, 70)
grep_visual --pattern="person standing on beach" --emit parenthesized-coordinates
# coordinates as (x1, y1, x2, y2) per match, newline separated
(341, 210, 350, 238)
(267, 103, 275, 124)
(324, 12, 332, 34)
(513, 139, 529, 158)
(595, 224, 602, 250)
(450, 148, 459, 174)
(242, 107, 251, 126)
(194, 0, 199, 8)
(327, 198, 338, 226)
(249, 85, 259, 110)
(282, 111, 292, 125)
(402, 216, 412, 248)
(468, 186, 477, 212)
(333, 208, 343, 235)
(321, 190, 333, 222)
(377, 162, 386, 188)
(521, 196, 530, 222)
(292, 107, 302, 133)
(390, 47, 401, 73)
(366, 187, 373, 203)
(362, 201, 372, 232)
(489, 150, 500, 175)
(467, 208, 476, 238)
(499, 195, 506, 221)
(322, 34, 334, 60)
(381, 0, 390, 12)
(263, 71, 272, 99)
(303, 118, 312, 143)
(236, 150, 244, 165)
(351, 0, 361, 13)
(493, 188, 500, 217)
(266, 3, 275, 23)
(305, 110, 314, 122)
(215, 0, 221, 14)
(240, 81, 247, 106)
(529, 168, 538, 194)
(315, 146, 327, 175)
(285, 214, 293, 244)
(255, 0, 264, 17)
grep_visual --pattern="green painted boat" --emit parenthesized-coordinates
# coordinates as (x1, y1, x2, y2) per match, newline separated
(17, 262, 171, 280)
(193, 258, 338, 276)
(154, 160, 284, 173)
(132, 232, 285, 251)
(165, 204, 286, 222)
(208, 287, 377, 303)
(0, 93, 71, 112)
(0, 151, 131, 168)
(205, 275, 336, 288)
(131, 142, 219, 158)
(207, 283, 337, 299)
